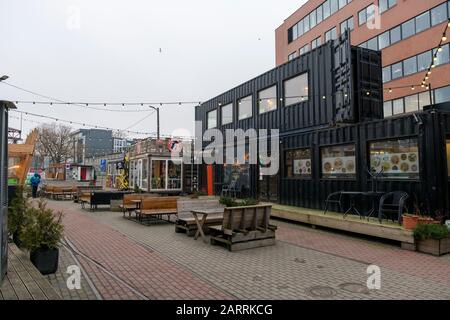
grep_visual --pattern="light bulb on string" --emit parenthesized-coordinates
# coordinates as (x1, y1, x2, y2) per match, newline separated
(442, 34, 447, 41)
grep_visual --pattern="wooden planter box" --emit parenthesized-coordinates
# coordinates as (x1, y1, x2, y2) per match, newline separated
(416, 238, 450, 256)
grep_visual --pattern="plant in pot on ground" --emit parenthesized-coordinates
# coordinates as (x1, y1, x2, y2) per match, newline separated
(413, 223, 450, 256)
(8, 186, 30, 247)
(20, 199, 64, 275)
(219, 197, 259, 207)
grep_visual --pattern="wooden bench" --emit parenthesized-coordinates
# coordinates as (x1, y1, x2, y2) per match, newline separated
(136, 197, 178, 225)
(175, 199, 225, 236)
(80, 191, 131, 211)
(120, 193, 159, 218)
(209, 204, 277, 252)
(74, 186, 103, 203)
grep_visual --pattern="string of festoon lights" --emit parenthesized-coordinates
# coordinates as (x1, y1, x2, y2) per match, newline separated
(386, 19, 450, 94)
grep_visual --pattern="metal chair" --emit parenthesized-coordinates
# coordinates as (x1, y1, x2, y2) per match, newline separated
(221, 180, 237, 197)
(324, 191, 344, 215)
(378, 191, 409, 224)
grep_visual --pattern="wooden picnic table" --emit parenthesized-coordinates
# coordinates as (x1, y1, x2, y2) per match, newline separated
(191, 209, 225, 243)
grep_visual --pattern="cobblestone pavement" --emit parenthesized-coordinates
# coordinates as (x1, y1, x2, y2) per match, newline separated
(47, 200, 450, 300)
(45, 244, 99, 300)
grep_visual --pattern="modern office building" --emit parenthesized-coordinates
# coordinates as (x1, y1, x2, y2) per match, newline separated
(275, 0, 450, 117)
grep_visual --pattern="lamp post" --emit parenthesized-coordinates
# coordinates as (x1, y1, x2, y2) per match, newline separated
(148, 105, 160, 140)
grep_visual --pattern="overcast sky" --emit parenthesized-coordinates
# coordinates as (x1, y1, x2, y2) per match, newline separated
(1, 0, 305, 139)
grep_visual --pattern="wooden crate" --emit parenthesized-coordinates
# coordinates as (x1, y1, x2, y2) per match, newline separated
(416, 238, 450, 256)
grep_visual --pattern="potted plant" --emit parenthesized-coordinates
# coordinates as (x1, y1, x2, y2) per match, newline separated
(402, 202, 421, 230)
(20, 200, 64, 275)
(8, 187, 29, 247)
(413, 223, 450, 256)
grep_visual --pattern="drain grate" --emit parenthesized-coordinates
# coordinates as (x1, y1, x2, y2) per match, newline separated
(305, 286, 337, 298)
(338, 283, 370, 294)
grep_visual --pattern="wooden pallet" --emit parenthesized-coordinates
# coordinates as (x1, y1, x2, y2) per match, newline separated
(209, 226, 277, 252)
(175, 214, 223, 236)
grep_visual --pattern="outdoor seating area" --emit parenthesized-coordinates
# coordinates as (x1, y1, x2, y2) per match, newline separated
(73, 186, 103, 203)
(175, 199, 225, 236)
(41, 185, 78, 201)
(80, 190, 132, 211)
(120, 193, 159, 218)
(134, 197, 179, 225)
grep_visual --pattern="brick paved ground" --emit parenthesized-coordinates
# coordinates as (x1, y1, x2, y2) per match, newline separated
(45, 244, 99, 300)
(46, 200, 450, 300)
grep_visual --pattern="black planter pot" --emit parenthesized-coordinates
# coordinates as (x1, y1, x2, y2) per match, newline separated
(13, 231, 22, 248)
(30, 248, 59, 275)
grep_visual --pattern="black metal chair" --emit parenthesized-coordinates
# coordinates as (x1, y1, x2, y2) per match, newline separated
(378, 191, 409, 224)
(324, 191, 344, 215)
(221, 180, 237, 198)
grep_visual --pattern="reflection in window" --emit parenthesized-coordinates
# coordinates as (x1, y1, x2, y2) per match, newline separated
(378, 31, 390, 50)
(258, 86, 277, 114)
(390, 26, 401, 44)
(393, 98, 404, 115)
(403, 56, 417, 76)
(435, 86, 450, 104)
(141, 158, 148, 190)
(404, 95, 419, 113)
(284, 73, 309, 106)
(285, 149, 312, 178)
(370, 139, 420, 179)
(415, 11, 430, 33)
(221, 103, 233, 125)
(418, 92, 431, 109)
(238, 95, 253, 120)
(325, 27, 337, 42)
(321, 144, 356, 179)
(434, 44, 450, 66)
(207, 110, 217, 129)
(383, 101, 393, 117)
(151, 160, 166, 190)
(382, 66, 391, 83)
(391, 62, 403, 79)
(401, 19, 415, 39)
(417, 51, 432, 72)
(168, 160, 182, 190)
(431, 2, 448, 26)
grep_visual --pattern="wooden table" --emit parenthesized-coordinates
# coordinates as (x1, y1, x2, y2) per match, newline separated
(130, 199, 142, 219)
(191, 209, 224, 243)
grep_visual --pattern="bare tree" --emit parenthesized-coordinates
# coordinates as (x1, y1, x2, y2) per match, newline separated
(35, 124, 73, 164)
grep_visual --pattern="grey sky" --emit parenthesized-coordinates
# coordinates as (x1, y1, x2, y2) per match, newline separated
(1, 0, 305, 139)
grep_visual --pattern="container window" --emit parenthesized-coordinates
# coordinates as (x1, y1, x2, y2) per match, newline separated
(238, 95, 253, 120)
(285, 148, 312, 178)
(339, 0, 347, 10)
(321, 144, 356, 179)
(207, 109, 217, 129)
(221, 103, 233, 125)
(284, 73, 309, 106)
(258, 86, 277, 114)
(304, 15, 310, 33)
(369, 138, 420, 179)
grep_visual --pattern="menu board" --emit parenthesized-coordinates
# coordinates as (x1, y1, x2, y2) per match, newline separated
(322, 156, 356, 176)
(293, 159, 312, 175)
(370, 152, 419, 177)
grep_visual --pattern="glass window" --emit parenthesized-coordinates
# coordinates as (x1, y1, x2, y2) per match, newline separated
(379, 0, 388, 13)
(378, 31, 390, 50)
(434, 44, 450, 66)
(292, 25, 298, 40)
(141, 158, 148, 190)
(284, 73, 309, 106)
(367, 37, 378, 51)
(366, 4, 375, 21)
(392, 98, 404, 114)
(404, 94, 419, 113)
(339, 0, 347, 10)
(391, 62, 403, 79)
(323, 0, 331, 19)
(401, 19, 415, 39)
(298, 20, 304, 37)
(207, 110, 217, 129)
(330, 0, 338, 14)
(311, 36, 322, 49)
(370, 138, 420, 179)
(285, 148, 312, 178)
(390, 26, 401, 44)
(359, 8, 367, 25)
(304, 15, 310, 33)
(382, 66, 391, 83)
(168, 160, 182, 190)
(317, 5, 323, 23)
(359, 41, 368, 49)
(383, 101, 393, 117)
(151, 159, 166, 190)
(417, 50, 432, 72)
(403, 56, 417, 76)
(431, 2, 448, 26)
(325, 27, 337, 42)
(238, 95, 252, 120)
(389, 0, 397, 8)
(310, 11, 317, 28)
(418, 91, 431, 109)
(288, 52, 297, 61)
(258, 86, 277, 114)
(415, 11, 430, 33)
(347, 17, 354, 30)
(321, 144, 356, 179)
(300, 44, 310, 55)
(221, 103, 233, 125)
(435, 86, 450, 104)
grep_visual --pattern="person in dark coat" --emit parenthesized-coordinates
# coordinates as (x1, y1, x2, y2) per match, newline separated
(30, 172, 41, 198)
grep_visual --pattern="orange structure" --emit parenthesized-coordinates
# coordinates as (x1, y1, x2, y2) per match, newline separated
(8, 129, 39, 186)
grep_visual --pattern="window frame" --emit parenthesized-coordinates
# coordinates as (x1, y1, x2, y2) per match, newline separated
(284, 147, 313, 179)
(221, 103, 233, 125)
(284, 72, 309, 107)
(258, 85, 278, 115)
(320, 143, 357, 180)
(237, 95, 253, 121)
(207, 109, 217, 129)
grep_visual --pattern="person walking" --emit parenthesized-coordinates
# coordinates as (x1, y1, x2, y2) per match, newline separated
(30, 172, 41, 198)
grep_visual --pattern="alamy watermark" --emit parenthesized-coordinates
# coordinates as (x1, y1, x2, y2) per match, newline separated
(66, 265, 81, 290)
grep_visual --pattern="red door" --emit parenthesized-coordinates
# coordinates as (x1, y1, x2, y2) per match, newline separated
(80, 168, 87, 181)
(207, 165, 213, 196)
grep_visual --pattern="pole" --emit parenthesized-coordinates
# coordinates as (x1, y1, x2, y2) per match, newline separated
(156, 107, 160, 141)
(429, 83, 433, 106)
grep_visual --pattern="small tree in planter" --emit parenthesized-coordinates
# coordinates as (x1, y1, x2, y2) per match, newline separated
(20, 200, 64, 275)
(8, 187, 30, 247)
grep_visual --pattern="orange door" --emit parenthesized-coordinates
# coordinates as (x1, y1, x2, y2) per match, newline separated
(207, 165, 213, 196)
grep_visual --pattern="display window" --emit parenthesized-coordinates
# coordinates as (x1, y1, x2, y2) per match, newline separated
(321, 144, 356, 179)
(151, 158, 183, 191)
(285, 148, 312, 178)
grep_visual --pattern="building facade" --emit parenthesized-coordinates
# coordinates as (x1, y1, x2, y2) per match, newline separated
(71, 129, 114, 165)
(276, 0, 450, 117)
(196, 34, 450, 217)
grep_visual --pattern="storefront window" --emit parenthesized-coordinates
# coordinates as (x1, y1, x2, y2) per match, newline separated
(151, 160, 166, 190)
(321, 144, 356, 179)
(168, 160, 182, 190)
(285, 148, 312, 178)
(258, 86, 277, 114)
(370, 138, 420, 179)
(284, 73, 309, 106)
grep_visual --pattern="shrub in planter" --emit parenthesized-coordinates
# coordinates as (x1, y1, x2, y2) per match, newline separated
(20, 200, 64, 275)
(8, 187, 30, 247)
(219, 197, 260, 208)
(413, 223, 450, 256)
